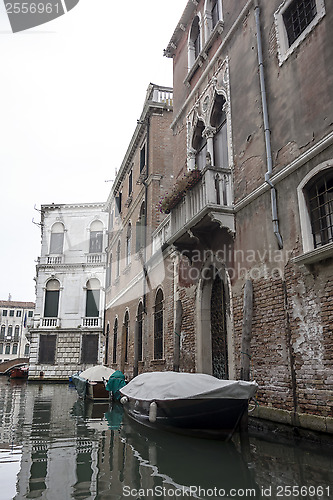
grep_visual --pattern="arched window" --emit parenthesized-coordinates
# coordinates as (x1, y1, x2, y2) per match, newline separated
(89, 220, 103, 254)
(24, 344, 30, 356)
(193, 120, 207, 171)
(124, 311, 129, 363)
(126, 223, 132, 266)
(105, 322, 110, 365)
(12, 344, 18, 355)
(188, 16, 201, 69)
(0, 325, 5, 340)
(14, 325, 20, 339)
(137, 301, 144, 362)
(116, 239, 121, 277)
(113, 318, 118, 364)
(204, 0, 222, 38)
(50, 222, 64, 254)
(154, 289, 164, 360)
(7, 325, 13, 337)
(211, 94, 228, 169)
(305, 169, 333, 248)
(44, 279, 60, 318)
(85, 278, 100, 318)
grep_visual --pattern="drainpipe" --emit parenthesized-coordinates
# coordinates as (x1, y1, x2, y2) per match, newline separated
(254, 0, 283, 249)
(142, 116, 150, 313)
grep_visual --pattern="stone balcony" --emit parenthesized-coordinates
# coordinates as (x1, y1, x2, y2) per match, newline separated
(166, 165, 234, 252)
(82, 317, 102, 328)
(40, 317, 61, 328)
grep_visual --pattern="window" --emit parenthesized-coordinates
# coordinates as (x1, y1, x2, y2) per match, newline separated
(0, 326, 5, 340)
(12, 344, 18, 355)
(283, 0, 317, 46)
(211, 95, 228, 169)
(136, 202, 146, 252)
(50, 222, 64, 254)
(274, 0, 325, 65)
(137, 302, 144, 362)
(2, 310, 7, 316)
(81, 334, 98, 364)
(24, 344, 30, 356)
(39, 334, 56, 364)
(154, 289, 164, 360)
(113, 318, 118, 364)
(7, 325, 13, 337)
(16, 310, 22, 317)
(115, 193, 122, 215)
(116, 240, 121, 277)
(128, 169, 133, 196)
(44, 279, 60, 318)
(192, 120, 207, 171)
(126, 223, 132, 266)
(85, 279, 100, 318)
(0, 343, 3, 355)
(89, 220, 103, 253)
(296, 163, 333, 261)
(124, 311, 129, 363)
(212, 0, 220, 29)
(106, 254, 112, 289)
(188, 16, 202, 69)
(5, 344, 10, 355)
(306, 170, 333, 248)
(28, 311, 33, 317)
(14, 325, 20, 340)
(140, 144, 146, 173)
(9, 310, 14, 317)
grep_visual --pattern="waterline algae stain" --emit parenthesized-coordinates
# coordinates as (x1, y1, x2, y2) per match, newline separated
(0, 378, 331, 499)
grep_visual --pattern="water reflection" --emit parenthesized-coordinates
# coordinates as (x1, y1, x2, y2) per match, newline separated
(0, 377, 331, 500)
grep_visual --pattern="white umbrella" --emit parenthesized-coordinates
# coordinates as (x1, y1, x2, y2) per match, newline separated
(79, 365, 115, 382)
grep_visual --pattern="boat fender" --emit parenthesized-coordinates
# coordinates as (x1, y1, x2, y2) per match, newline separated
(120, 396, 128, 405)
(149, 401, 157, 423)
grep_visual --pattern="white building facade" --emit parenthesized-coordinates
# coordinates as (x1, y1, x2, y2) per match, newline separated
(0, 300, 34, 363)
(28, 203, 108, 381)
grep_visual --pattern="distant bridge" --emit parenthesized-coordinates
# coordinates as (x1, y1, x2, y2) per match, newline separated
(0, 358, 29, 375)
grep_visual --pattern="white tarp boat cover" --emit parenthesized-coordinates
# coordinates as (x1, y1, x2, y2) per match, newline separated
(79, 365, 115, 382)
(120, 371, 258, 401)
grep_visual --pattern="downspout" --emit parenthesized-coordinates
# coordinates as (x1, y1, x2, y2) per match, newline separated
(254, 0, 283, 249)
(142, 116, 150, 313)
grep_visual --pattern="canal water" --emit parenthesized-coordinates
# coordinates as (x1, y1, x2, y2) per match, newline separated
(0, 378, 331, 500)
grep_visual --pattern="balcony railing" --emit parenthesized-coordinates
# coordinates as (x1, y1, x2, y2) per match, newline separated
(168, 165, 234, 244)
(152, 216, 171, 254)
(82, 317, 101, 328)
(86, 253, 106, 264)
(47, 256, 63, 265)
(40, 318, 60, 328)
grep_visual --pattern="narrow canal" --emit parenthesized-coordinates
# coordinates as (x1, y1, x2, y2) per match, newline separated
(0, 377, 331, 500)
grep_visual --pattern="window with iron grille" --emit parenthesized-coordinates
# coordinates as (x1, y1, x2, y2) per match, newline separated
(154, 289, 164, 360)
(307, 170, 333, 248)
(39, 335, 56, 364)
(81, 334, 98, 364)
(113, 318, 118, 364)
(283, 0, 317, 46)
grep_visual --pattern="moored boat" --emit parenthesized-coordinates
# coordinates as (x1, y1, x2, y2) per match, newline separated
(71, 365, 115, 401)
(119, 371, 258, 439)
(9, 365, 29, 379)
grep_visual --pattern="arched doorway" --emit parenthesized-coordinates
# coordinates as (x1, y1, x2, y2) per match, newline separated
(210, 274, 228, 379)
(196, 265, 233, 379)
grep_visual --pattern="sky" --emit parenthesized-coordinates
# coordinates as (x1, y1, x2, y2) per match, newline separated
(0, 0, 185, 303)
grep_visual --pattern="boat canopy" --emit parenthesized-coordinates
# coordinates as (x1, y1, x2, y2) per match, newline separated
(120, 372, 258, 401)
(79, 365, 115, 382)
